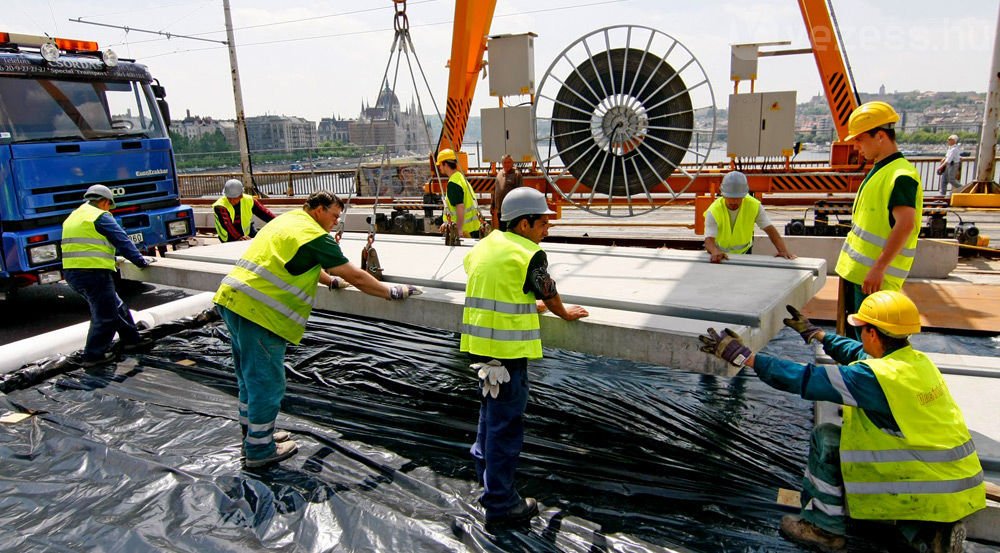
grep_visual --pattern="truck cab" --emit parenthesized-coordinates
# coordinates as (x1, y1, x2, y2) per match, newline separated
(0, 32, 194, 297)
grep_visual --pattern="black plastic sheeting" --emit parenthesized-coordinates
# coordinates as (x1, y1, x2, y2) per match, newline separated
(0, 311, 997, 553)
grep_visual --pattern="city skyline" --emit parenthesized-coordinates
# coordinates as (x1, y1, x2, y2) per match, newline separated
(11, 1, 993, 124)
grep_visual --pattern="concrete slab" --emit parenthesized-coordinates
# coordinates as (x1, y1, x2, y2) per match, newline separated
(752, 235, 958, 279)
(123, 233, 826, 375)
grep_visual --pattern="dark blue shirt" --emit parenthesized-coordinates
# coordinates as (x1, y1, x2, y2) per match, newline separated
(94, 212, 148, 268)
(753, 333, 899, 432)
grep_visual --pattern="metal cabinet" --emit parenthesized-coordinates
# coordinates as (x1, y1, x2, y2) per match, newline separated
(727, 91, 796, 157)
(481, 106, 535, 162)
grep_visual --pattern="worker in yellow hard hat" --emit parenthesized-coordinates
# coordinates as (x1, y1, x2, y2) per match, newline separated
(698, 290, 985, 553)
(436, 148, 483, 239)
(836, 101, 923, 340)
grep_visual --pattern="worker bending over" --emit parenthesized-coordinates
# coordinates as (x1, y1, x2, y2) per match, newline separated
(462, 187, 588, 526)
(213, 191, 422, 468)
(699, 291, 984, 553)
(213, 179, 276, 242)
(436, 148, 483, 239)
(703, 171, 795, 263)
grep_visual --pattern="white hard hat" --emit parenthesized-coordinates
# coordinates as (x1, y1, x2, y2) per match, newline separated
(84, 184, 116, 208)
(501, 187, 555, 222)
(721, 171, 748, 198)
(223, 179, 244, 199)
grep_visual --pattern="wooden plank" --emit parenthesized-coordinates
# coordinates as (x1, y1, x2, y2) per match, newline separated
(803, 277, 1000, 333)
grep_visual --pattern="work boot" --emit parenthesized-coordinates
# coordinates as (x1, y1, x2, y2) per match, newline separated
(485, 497, 539, 528)
(780, 514, 846, 553)
(919, 521, 966, 553)
(119, 336, 154, 354)
(240, 431, 292, 459)
(75, 351, 116, 368)
(244, 440, 298, 469)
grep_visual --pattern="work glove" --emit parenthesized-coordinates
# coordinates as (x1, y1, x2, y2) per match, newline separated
(141, 256, 158, 266)
(472, 359, 510, 399)
(389, 284, 423, 300)
(783, 305, 822, 344)
(328, 277, 350, 290)
(698, 327, 753, 368)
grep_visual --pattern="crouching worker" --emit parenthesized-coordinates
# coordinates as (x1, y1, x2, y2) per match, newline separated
(462, 187, 588, 526)
(213, 191, 422, 468)
(703, 171, 795, 263)
(699, 290, 984, 553)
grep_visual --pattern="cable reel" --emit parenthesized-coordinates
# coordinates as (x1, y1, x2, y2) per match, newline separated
(533, 25, 716, 217)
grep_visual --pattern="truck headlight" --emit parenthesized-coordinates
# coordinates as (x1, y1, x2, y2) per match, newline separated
(168, 219, 190, 237)
(28, 243, 59, 265)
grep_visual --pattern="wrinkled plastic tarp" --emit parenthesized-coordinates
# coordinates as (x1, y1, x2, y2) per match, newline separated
(1, 310, 842, 552)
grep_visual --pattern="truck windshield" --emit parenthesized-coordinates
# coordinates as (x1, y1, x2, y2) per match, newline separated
(0, 76, 166, 142)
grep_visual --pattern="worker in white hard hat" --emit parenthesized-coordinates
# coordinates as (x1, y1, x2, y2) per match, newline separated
(699, 291, 984, 553)
(61, 184, 158, 367)
(461, 186, 588, 527)
(703, 171, 795, 263)
(212, 179, 276, 243)
(836, 101, 923, 340)
(436, 149, 483, 238)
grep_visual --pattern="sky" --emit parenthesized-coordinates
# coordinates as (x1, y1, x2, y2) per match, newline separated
(6, 0, 998, 124)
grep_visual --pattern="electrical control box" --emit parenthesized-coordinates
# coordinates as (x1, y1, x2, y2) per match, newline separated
(487, 33, 537, 97)
(481, 106, 535, 162)
(727, 91, 796, 157)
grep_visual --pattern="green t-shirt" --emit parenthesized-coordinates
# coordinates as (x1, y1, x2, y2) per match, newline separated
(284, 233, 349, 276)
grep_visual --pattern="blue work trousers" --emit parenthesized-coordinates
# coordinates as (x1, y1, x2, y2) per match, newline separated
(64, 269, 141, 360)
(218, 305, 287, 462)
(469, 356, 529, 517)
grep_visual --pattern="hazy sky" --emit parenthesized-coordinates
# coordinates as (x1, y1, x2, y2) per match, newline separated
(7, 0, 997, 123)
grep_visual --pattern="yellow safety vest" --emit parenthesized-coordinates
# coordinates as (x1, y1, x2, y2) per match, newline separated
(836, 157, 923, 290)
(705, 196, 760, 254)
(61, 203, 117, 270)
(841, 347, 985, 522)
(444, 171, 481, 236)
(213, 209, 326, 344)
(212, 195, 254, 242)
(461, 230, 543, 359)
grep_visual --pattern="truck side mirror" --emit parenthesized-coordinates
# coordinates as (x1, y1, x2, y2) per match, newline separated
(157, 99, 171, 130)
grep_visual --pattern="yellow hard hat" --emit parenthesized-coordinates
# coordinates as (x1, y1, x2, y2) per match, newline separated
(436, 149, 457, 164)
(847, 290, 921, 337)
(843, 101, 900, 142)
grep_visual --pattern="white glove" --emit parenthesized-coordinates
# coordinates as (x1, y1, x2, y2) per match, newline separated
(389, 284, 423, 300)
(328, 277, 350, 290)
(472, 359, 510, 398)
(142, 256, 158, 265)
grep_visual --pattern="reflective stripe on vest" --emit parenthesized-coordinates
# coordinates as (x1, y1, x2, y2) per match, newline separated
(61, 203, 116, 270)
(444, 171, 481, 235)
(212, 195, 254, 242)
(460, 230, 543, 359)
(841, 347, 985, 522)
(835, 157, 923, 291)
(213, 209, 326, 344)
(705, 196, 760, 254)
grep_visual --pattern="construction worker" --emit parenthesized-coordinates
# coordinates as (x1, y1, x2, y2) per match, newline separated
(61, 184, 156, 367)
(838, 101, 923, 339)
(213, 191, 422, 468)
(703, 171, 796, 262)
(462, 187, 589, 526)
(493, 154, 523, 227)
(436, 148, 482, 238)
(212, 179, 276, 243)
(699, 291, 984, 553)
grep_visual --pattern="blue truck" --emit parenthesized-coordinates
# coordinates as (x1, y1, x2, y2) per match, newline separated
(0, 32, 194, 298)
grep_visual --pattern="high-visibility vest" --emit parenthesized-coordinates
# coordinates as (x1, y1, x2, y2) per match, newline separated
(841, 346, 985, 522)
(213, 209, 326, 344)
(444, 171, 481, 235)
(705, 196, 760, 254)
(836, 157, 923, 290)
(461, 230, 543, 359)
(61, 203, 116, 270)
(212, 195, 254, 242)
